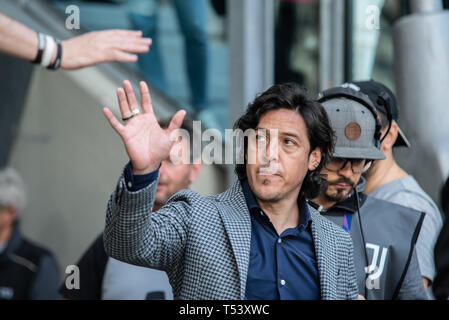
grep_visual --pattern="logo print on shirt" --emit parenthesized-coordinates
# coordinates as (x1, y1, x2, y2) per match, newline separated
(364, 243, 388, 290)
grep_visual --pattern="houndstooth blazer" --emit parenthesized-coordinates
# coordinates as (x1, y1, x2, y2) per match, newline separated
(104, 172, 358, 300)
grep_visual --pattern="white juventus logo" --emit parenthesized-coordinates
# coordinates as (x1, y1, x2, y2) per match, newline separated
(364, 243, 388, 290)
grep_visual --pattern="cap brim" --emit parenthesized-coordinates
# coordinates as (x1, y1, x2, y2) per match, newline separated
(333, 146, 386, 160)
(393, 125, 411, 148)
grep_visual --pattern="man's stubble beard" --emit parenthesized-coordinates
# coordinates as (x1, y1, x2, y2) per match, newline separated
(254, 191, 284, 203)
(324, 177, 358, 203)
(253, 178, 303, 204)
(154, 198, 167, 208)
(324, 188, 351, 203)
(154, 189, 171, 209)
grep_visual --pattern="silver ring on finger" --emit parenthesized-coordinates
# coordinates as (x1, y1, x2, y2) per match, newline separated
(131, 108, 141, 116)
(122, 114, 135, 121)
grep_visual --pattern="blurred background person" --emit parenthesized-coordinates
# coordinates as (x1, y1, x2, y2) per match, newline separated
(59, 118, 202, 300)
(312, 85, 427, 300)
(126, 0, 209, 119)
(359, 80, 443, 295)
(0, 168, 60, 300)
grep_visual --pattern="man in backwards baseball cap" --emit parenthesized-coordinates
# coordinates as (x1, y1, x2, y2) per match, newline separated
(357, 80, 443, 295)
(353, 80, 410, 148)
(310, 84, 427, 300)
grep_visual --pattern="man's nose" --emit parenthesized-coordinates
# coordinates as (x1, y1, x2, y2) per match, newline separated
(338, 161, 353, 179)
(264, 140, 279, 162)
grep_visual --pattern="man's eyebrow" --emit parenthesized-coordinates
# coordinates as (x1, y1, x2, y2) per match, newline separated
(255, 128, 303, 141)
(281, 131, 300, 139)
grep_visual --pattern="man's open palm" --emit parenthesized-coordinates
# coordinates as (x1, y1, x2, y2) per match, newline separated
(103, 80, 186, 175)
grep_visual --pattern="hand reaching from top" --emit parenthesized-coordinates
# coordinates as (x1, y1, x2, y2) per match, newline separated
(103, 80, 186, 175)
(0, 13, 151, 70)
(61, 30, 152, 70)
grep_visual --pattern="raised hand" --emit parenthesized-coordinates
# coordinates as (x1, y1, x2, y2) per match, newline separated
(103, 80, 186, 175)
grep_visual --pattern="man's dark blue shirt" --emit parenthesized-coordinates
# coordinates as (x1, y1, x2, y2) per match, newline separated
(241, 180, 320, 300)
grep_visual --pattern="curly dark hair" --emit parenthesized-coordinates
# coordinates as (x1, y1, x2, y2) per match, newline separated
(233, 82, 335, 199)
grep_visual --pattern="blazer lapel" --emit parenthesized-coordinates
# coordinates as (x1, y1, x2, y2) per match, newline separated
(215, 180, 252, 299)
(309, 207, 336, 300)
(215, 186, 339, 300)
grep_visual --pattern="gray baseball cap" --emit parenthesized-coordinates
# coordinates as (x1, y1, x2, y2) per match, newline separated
(318, 88, 386, 160)
(353, 80, 411, 148)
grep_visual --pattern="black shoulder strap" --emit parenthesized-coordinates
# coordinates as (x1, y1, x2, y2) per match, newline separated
(391, 211, 426, 300)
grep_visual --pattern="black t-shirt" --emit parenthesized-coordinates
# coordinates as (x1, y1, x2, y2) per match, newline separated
(0, 226, 60, 300)
(59, 234, 108, 300)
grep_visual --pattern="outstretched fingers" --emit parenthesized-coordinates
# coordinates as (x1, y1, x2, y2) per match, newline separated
(167, 109, 187, 134)
(117, 87, 132, 119)
(123, 80, 140, 113)
(110, 50, 138, 63)
(103, 107, 124, 136)
(139, 81, 153, 114)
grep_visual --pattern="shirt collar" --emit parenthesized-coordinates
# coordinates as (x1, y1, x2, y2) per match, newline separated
(241, 179, 312, 230)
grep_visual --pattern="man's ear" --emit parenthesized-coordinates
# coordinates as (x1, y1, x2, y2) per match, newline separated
(189, 163, 202, 184)
(381, 122, 399, 151)
(308, 147, 322, 171)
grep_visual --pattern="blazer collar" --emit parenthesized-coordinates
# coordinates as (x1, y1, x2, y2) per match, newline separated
(215, 180, 252, 299)
(241, 179, 312, 230)
(216, 180, 337, 300)
(309, 207, 338, 299)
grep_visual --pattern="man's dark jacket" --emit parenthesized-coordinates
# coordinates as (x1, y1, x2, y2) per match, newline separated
(0, 223, 60, 300)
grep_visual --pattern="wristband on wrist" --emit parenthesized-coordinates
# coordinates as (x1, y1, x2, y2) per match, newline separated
(41, 35, 55, 68)
(47, 39, 62, 70)
(31, 32, 45, 64)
